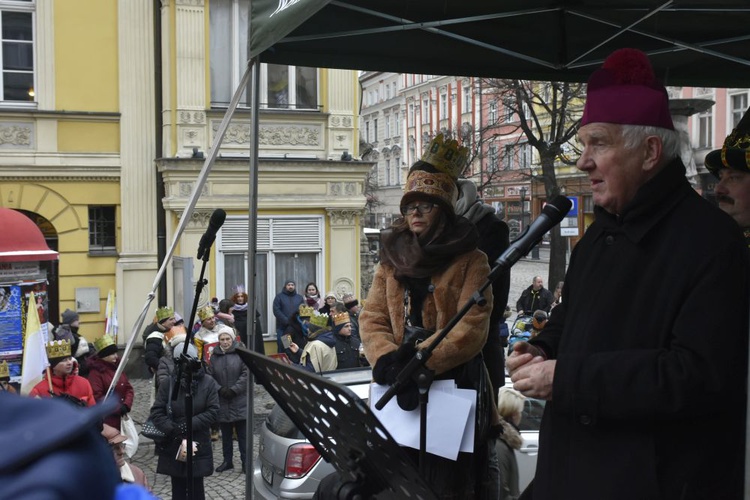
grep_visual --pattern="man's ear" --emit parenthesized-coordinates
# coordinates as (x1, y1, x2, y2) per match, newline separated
(643, 136, 663, 172)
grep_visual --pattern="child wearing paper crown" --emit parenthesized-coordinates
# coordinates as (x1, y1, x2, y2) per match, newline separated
(0, 360, 16, 394)
(29, 340, 95, 406)
(86, 334, 134, 430)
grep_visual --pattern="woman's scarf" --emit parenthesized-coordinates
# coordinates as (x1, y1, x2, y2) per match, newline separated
(380, 215, 479, 280)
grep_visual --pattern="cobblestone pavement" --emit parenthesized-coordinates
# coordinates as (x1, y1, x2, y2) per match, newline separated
(129, 377, 273, 499)
(127, 251, 551, 499)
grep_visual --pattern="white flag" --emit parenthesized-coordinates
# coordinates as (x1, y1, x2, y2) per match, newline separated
(21, 291, 49, 395)
(105, 289, 118, 337)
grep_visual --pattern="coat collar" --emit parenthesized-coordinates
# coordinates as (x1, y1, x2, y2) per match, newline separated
(588, 157, 691, 244)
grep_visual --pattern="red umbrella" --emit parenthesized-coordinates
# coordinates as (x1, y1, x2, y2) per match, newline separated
(0, 208, 58, 262)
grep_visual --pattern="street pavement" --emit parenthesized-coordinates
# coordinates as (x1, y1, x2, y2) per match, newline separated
(127, 250, 552, 499)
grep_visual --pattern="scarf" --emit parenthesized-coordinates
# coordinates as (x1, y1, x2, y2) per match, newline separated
(380, 215, 479, 280)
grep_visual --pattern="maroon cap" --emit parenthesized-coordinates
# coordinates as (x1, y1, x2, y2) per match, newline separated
(581, 48, 674, 131)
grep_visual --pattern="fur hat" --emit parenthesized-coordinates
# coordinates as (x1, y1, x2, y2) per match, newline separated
(341, 293, 358, 309)
(581, 48, 674, 131)
(61, 309, 79, 325)
(705, 106, 750, 177)
(324, 291, 337, 300)
(94, 335, 117, 358)
(155, 306, 174, 323)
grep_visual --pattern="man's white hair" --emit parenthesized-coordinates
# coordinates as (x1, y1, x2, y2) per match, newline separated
(620, 124, 681, 163)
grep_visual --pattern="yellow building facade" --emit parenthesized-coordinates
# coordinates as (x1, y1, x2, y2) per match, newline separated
(0, 0, 368, 351)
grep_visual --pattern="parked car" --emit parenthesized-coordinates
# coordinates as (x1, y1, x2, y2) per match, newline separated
(252, 368, 545, 498)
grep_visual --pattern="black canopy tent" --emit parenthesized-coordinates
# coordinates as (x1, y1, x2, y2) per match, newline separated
(235, 2, 750, 498)
(249, 0, 750, 86)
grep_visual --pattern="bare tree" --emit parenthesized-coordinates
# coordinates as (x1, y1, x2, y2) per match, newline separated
(479, 79, 586, 287)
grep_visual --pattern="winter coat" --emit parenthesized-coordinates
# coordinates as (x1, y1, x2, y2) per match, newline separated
(333, 333, 361, 369)
(515, 286, 554, 314)
(527, 159, 749, 500)
(149, 369, 219, 478)
(233, 307, 248, 346)
(206, 342, 248, 422)
(300, 331, 337, 373)
(29, 373, 95, 406)
(143, 329, 165, 373)
(272, 288, 304, 330)
(86, 356, 134, 429)
(495, 418, 521, 500)
(360, 249, 492, 375)
(156, 354, 174, 387)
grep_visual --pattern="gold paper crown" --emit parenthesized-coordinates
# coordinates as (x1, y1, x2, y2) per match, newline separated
(46, 339, 72, 359)
(332, 311, 350, 327)
(94, 334, 116, 353)
(309, 313, 329, 328)
(156, 306, 174, 322)
(420, 134, 468, 179)
(402, 169, 458, 208)
(197, 305, 215, 322)
(0, 360, 9, 379)
(298, 304, 315, 318)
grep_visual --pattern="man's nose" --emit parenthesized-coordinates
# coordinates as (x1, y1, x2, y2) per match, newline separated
(576, 149, 592, 171)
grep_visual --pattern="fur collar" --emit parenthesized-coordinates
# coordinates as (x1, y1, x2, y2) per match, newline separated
(499, 417, 523, 450)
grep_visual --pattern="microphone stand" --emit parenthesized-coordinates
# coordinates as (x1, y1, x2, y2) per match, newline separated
(172, 246, 210, 500)
(374, 253, 524, 473)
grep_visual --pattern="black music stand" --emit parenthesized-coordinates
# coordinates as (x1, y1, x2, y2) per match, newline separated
(235, 347, 437, 500)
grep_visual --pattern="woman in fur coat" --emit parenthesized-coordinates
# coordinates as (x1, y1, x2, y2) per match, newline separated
(360, 135, 494, 500)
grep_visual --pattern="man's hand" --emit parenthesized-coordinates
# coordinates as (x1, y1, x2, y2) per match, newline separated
(506, 341, 545, 376)
(511, 359, 556, 400)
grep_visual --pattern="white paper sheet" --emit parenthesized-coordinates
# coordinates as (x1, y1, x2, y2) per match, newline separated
(370, 382, 476, 460)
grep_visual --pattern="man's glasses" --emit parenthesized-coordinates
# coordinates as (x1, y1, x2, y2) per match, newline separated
(400, 202, 437, 215)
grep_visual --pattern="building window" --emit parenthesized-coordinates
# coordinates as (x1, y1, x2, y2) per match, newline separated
(385, 115, 390, 139)
(385, 159, 391, 186)
(440, 93, 447, 117)
(488, 101, 498, 123)
(504, 144, 514, 170)
(365, 121, 370, 143)
(697, 109, 713, 148)
(0, 3, 34, 103)
(210, 1, 317, 109)
(520, 143, 532, 168)
(394, 112, 399, 137)
(422, 99, 430, 124)
(89, 206, 116, 254)
(408, 104, 415, 124)
(373, 118, 378, 142)
(395, 156, 401, 185)
(504, 103, 514, 122)
(463, 86, 471, 110)
(731, 93, 748, 128)
(488, 144, 498, 172)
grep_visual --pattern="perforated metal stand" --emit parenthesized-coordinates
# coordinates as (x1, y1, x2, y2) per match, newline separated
(236, 347, 437, 500)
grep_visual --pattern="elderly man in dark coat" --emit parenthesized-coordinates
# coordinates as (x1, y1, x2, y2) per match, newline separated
(207, 331, 249, 473)
(508, 48, 749, 500)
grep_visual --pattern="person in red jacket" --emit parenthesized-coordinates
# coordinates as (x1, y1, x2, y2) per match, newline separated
(87, 334, 134, 429)
(30, 339, 95, 406)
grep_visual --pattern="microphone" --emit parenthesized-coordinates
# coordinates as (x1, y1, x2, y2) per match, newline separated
(491, 195, 572, 276)
(197, 209, 226, 260)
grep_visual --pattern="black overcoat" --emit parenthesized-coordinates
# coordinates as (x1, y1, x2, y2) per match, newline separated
(150, 369, 219, 478)
(528, 160, 749, 499)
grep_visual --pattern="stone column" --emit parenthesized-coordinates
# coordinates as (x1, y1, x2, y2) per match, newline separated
(116, 0, 158, 343)
(326, 69, 357, 160)
(175, 0, 207, 157)
(327, 208, 364, 299)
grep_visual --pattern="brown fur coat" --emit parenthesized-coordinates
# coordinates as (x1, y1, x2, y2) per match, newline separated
(360, 249, 493, 375)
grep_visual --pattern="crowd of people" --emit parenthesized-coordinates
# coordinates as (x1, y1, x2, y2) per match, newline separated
(3, 46, 750, 500)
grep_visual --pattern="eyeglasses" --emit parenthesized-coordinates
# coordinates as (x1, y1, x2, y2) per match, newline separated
(400, 202, 437, 216)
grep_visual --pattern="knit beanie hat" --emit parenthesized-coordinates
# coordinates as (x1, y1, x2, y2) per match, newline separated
(61, 309, 79, 325)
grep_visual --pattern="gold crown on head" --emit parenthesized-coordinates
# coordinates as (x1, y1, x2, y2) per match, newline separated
(197, 305, 215, 322)
(298, 304, 315, 318)
(0, 360, 9, 379)
(94, 334, 116, 353)
(421, 134, 468, 179)
(309, 313, 329, 328)
(46, 339, 72, 359)
(332, 311, 350, 327)
(156, 306, 174, 322)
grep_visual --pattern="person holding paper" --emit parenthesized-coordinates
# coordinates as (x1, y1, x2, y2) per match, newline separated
(360, 134, 494, 499)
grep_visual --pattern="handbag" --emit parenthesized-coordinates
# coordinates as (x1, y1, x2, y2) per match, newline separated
(120, 414, 139, 458)
(141, 378, 174, 443)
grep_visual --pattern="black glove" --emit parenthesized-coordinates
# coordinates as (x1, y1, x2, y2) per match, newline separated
(396, 383, 419, 411)
(219, 387, 231, 399)
(120, 404, 129, 415)
(176, 420, 187, 437)
(372, 343, 416, 385)
(225, 388, 237, 399)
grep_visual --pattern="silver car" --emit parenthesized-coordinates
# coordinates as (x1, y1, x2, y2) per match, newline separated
(253, 369, 544, 498)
